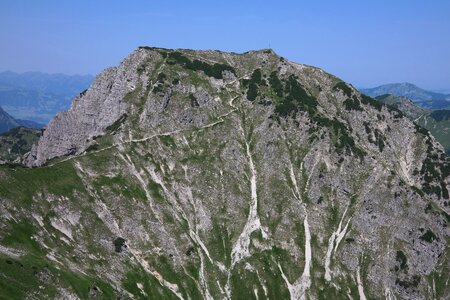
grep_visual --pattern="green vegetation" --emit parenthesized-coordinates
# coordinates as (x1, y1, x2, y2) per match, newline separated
(396, 250, 408, 271)
(0, 255, 55, 299)
(419, 135, 450, 199)
(123, 83, 145, 105)
(0, 127, 41, 162)
(0, 255, 115, 299)
(57, 269, 116, 299)
(317, 274, 359, 300)
(427, 247, 450, 298)
(153, 72, 167, 94)
(246, 82, 258, 101)
(415, 124, 430, 137)
(360, 94, 384, 111)
(159, 135, 176, 147)
(164, 51, 236, 79)
(189, 93, 200, 107)
(430, 110, 450, 122)
(243, 69, 264, 101)
(267, 73, 366, 159)
(269, 71, 283, 97)
(375, 94, 450, 154)
(419, 229, 437, 243)
(105, 114, 127, 134)
(1, 220, 43, 253)
(315, 116, 366, 159)
(343, 95, 363, 111)
(396, 275, 421, 289)
(417, 114, 450, 155)
(274, 74, 318, 117)
(250, 68, 262, 83)
(157, 72, 167, 82)
(208, 222, 232, 265)
(92, 175, 147, 201)
(333, 81, 353, 97)
(1, 226, 115, 299)
(143, 255, 201, 299)
(230, 249, 291, 299)
(0, 161, 85, 206)
(123, 269, 179, 299)
(148, 180, 164, 202)
(113, 237, 126, 252)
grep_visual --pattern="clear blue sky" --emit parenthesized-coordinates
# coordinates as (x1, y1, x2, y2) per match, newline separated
(1, 0, 449, 90)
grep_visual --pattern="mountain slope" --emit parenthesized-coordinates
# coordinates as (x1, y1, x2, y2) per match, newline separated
(375, 94, 427, 119)
(0, 107, 42, 163)
(361, 83, 450, 110)
(0, 127, 41, 163)
(376, 94, 450, 154)
(1, 47, 450, 299)
(0, 106, 20, 133)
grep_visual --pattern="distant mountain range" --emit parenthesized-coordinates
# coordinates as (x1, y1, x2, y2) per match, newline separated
(375, 94, 450, 153)
(0, 71, 94, 124)
(361, 83, 450, 110)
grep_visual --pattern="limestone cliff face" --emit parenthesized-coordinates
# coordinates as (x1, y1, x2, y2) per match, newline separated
(1, 47, 449, 300)
(24, 49, 156, 166)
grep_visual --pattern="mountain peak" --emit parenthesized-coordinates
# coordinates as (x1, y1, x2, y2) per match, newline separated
(2, 47, 448, 299)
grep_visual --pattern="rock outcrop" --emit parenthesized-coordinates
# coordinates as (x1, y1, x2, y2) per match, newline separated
(24, 49, 156, 166)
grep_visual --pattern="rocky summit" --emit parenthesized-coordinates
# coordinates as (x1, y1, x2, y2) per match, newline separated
(1, 47, 449, 299)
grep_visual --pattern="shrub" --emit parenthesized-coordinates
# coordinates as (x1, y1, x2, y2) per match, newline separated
(396, 250, 408, 271)
(189, 93, 199, 107)
(343, 96, 363, 111)
(113, 237, 126, 253)
(269, 71, 283, 97)
(246, 83, 258, 101)
(105, 114, 127, 134)
(333, 81, 352, 97)
(419, 229, 437, 243)
(360, 94, 383, 111)
(245, 69, 263, 101)
(250, 69, 262, 84)
(274, 75, 317, 117)
(165, 51, 236, 79)
(157, 72, 167, 82)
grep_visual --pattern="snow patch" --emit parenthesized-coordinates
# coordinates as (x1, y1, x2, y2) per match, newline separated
(356, 265, 367, 300)
(231, 136, 266, 266)
(278, 215, 311, 300)
(324, 204, 352, 282)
